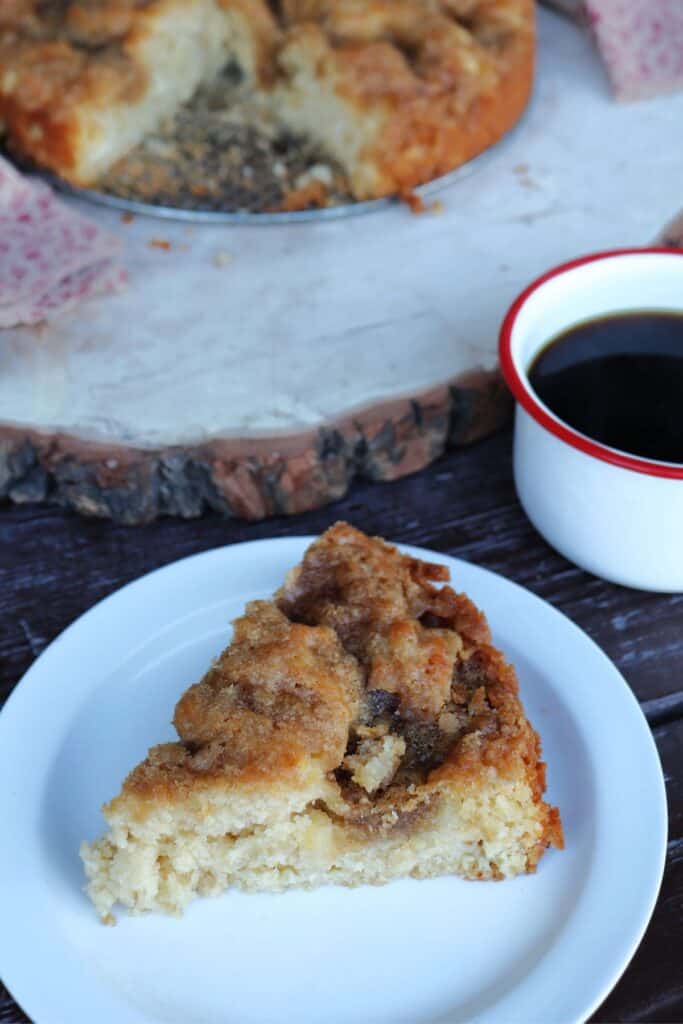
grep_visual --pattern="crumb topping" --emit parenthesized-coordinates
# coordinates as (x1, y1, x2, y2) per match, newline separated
(172, 600, 362, 775)
(0, 2, 148, 111)
(367, 620, 463, 718)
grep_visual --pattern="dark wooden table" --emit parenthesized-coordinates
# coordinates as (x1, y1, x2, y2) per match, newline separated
(1, 428, 681, 1023)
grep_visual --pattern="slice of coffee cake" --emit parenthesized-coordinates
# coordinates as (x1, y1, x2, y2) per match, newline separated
(81, 523, 562, 920)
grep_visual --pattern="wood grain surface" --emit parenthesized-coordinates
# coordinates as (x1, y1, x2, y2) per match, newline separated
(1, 428, 681, 1023)
(0, 372, 510, 524)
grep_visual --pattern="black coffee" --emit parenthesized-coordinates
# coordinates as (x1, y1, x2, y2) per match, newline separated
(528, 311, 683, 463)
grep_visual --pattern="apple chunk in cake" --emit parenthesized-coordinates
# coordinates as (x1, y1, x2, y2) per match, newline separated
(81, 522, 562, 920)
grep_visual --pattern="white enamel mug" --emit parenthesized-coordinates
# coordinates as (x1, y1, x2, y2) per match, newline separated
(499, 248, 683, 592)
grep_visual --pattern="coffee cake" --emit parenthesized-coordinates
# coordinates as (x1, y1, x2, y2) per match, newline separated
(1, 1, 534, 207)
(81, 523, 562, 920)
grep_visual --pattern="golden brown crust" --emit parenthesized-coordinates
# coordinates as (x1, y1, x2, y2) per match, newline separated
(277, 0, 535, 198)
(0, 37, 147, 179)
(174, 601, 362, 768)
(0, 4, 146, 182)
(367, 620, 463, 719)
(123, 600, 362, 799)
(276, 521, 490, 653)
(0, 7, 148, 107)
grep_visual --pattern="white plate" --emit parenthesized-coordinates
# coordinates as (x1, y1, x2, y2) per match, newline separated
(0, 537, 666, 1024)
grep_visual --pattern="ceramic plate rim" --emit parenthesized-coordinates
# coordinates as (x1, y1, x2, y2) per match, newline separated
(0, 536, 667, 1024)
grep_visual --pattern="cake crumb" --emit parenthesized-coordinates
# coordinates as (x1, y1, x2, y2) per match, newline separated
(121, 212, 135, 224)
(307, 163, 334, 186)
(213, 250, 234, 267)
(430, 200, 445, 215)
(402, 191, 425, 214)
(150, 238, 171, 251)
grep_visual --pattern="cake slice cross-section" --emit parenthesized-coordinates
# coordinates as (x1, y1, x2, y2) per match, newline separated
(81, 522, 562, 920)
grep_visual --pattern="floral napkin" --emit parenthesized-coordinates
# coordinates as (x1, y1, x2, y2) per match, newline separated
(542, 0, 683, 102)
(0, 156, 126, 328)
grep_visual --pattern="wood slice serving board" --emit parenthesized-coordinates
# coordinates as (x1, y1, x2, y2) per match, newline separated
(1, 9, 683, 524)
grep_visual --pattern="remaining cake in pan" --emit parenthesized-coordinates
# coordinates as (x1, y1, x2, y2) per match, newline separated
(81, 522, 562, 921)
(0, 0, 278, 186)
(0, 0, 534, 205)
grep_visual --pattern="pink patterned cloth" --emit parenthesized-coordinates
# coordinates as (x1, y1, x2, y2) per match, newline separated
(0, 157, 126, 328)
(584, 0, 683, 101)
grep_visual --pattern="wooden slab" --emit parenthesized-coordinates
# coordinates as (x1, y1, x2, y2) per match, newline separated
(0, 376, 508, 522)
(1, 8, 683, 523)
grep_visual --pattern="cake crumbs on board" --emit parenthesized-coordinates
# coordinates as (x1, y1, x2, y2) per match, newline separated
(213, 250, 234, 267)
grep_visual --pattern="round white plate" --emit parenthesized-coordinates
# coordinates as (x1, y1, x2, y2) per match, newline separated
(0, 537, 666, 1024)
